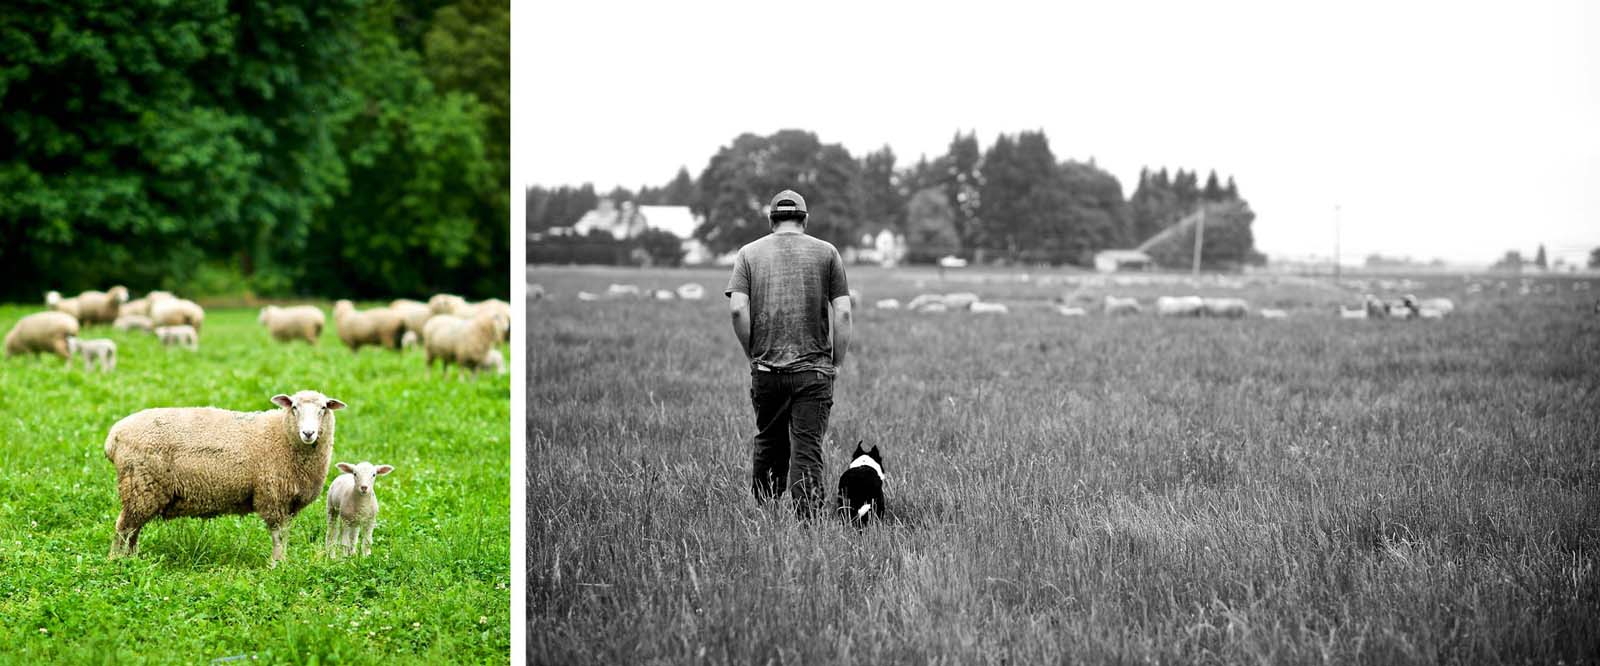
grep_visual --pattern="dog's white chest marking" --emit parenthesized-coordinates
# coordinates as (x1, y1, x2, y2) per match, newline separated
(847, 455, 884, 481)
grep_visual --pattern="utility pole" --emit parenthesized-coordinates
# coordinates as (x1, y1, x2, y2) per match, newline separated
(1333, 204, 1342, 282)
(1191, 205, 1205, 276)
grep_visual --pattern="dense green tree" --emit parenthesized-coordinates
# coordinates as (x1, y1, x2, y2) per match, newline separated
(693, 130, 862, 254)
(1589, 247, 1600, 269)
(1534, 244, 1548, 269)
(634, 227, 686, 267)
(859, 146, 903, 235)
(904, 187, 960, 256)
(941, 132, 983, 249)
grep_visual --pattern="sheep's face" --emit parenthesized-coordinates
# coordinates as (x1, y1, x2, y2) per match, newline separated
(258, 306, 276, 324)
(336, 461, 393, 495)
(272, 391, 346, 445)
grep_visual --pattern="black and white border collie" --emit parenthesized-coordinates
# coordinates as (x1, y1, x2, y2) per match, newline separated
(836, 441, 885, 529)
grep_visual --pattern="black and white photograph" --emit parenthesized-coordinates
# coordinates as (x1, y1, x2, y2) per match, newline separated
(524, 1, 1597, 663)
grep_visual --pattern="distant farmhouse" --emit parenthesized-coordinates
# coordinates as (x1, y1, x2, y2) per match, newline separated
(543, 199, 712, 264)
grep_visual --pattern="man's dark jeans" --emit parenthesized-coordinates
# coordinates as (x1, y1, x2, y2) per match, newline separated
(749, 368, 833, 518)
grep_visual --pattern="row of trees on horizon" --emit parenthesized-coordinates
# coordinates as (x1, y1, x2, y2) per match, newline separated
(527, 129, 1262, 268)
(0, 0, 510, 302)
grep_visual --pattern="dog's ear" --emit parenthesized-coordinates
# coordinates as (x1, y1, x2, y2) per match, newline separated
(853, 440, 865, 456)
(869, 444, 881, 457)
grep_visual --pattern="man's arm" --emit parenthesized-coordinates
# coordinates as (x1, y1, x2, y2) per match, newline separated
(729, 292, 753, 359)
(830, 294, 852, 369)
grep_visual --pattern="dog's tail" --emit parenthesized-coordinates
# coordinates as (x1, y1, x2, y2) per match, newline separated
(856, 501, 873, 519)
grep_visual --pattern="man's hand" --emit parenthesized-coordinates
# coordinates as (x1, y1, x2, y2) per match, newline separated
(830, 294, 852, 369)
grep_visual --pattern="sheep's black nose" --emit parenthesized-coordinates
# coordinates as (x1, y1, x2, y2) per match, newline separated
(302, 430, 315, 440)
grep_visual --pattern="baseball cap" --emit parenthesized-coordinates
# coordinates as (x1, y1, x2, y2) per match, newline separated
(770, 189, 807, 216)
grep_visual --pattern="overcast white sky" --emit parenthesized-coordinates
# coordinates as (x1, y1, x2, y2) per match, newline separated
(515, 0, 1597, 266)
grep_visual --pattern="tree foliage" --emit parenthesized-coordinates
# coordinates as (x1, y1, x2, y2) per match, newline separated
(693, 130, 863, 254)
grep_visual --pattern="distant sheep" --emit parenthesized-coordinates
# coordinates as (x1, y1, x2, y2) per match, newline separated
(1155, 296, 1204, 317)
(68, 337, 117, 372)
(942, 293, 980, 311)
(156, 325, 199, 350)
(1057, 306, 1088, 317)
(113, 314, 154, 333)
(1103, 296, 1141, 315)
(390, 299, 434, 338)
(5, 312, 80, 361)
(104, 390, 346, 565)
(875, 299, 901, 310)
(577, 291, 600, 302)
(325, 461, 393, 558)
(1404, 295, 1454, 318)
(1339, 305, 1368, 320)
(423, 313, 502, 380)
(45, 291, 82, 319)
(907, 294, 944, 312)
(969, 302, 1009, 314)
(530, 284, 546, 300)
(606, 284, 641, 298)
(258, 305, 325, 344)
(652, 289, 676, 300)
(1259, 309, 1289, 319)
(428, 293, 468, 315)
(454, 299, 511, 342)
(151, 298, 205, 332)
(1202, 297, 1249, 318)
(121, 291, 176, 318)
(401, 330, 419, 349)
(333, 300, 405, 352)
(482, 347, 506, 375)
(75, 286, 130, 325)
(849, 288, 862, 308)
(676, 283, 705, 300)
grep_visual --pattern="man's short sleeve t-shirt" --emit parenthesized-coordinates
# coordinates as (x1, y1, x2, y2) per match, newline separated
(724, 231, 849, 374)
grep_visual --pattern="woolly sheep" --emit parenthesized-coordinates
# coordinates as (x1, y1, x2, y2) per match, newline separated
(1103, 296, 1142, 315)
(113, 314, 154, 332)
(530, 284, 546, 300)
(156, 325, 199, 350)
(74, 286, 129, 325)
(676, 283, 704, 300)
(120, 291, 175, 318)
(1259, 308, 1289, 319)
(333, 300, 406, 352)
(651, 289, 676, 300)
(1339, 305, 1368, 319)
(1057, 306, 1088, 317)
(104, 390, 345, 565)
(46, 290, 82, 319)
(606, 284, 641, 298)
(1403, 295, 1454, 317)
(1155, 296, 1204, 317)
(907, 294, 944, 312)
(453, 299, 511, 342)
(942, 292, 980, 311)
(422, 313, 502, 380)
(482, 347, 506, 375)
(67, 337, 117, 372)
(5, 311, 79, 361)
(258, 305, 325, 345)
(969, 302, 1009, 314)
(1202, 297, 1249, 318)
(325, 461, 393, 558)
(577, 291, 600, 301)
(389, 300, 434, 338)
(151, 298, 205, 331)
(875, 298, 901, 310)
(428, 293, 468, 315)
(401, 330, 419, 349)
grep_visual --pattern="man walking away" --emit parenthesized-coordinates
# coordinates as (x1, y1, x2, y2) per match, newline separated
(725, 189, 852, 519)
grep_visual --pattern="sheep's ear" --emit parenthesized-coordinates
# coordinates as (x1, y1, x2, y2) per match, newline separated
(336, 462, 355, 474)
(325, 398, 346, 411)
(271, 394, 294, 409)
(374, 465, 394, 476)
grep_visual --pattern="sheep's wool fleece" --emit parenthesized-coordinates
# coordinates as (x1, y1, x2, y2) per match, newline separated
(105, 402, 335, 520)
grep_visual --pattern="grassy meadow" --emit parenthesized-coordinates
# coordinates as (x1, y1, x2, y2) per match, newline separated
(529, 265, 1599, 664)
(0, 304, 510, 664)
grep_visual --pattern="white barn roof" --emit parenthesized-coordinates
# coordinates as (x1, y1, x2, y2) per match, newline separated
(638, 206, 699, 239)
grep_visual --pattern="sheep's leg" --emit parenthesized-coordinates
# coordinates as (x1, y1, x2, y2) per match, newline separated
(106, 350, 115, 372)
(360, 523, 374, 556)
(342, 523, 358, 556)
(325, 513, 339, 557)
(267, 525, 289, 567)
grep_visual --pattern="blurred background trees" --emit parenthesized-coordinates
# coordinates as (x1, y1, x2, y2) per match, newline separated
(0, 0, 509, 301)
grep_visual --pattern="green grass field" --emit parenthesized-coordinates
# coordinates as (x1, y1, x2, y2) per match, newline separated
(0, 304, 510, 664)
(529, 265, 1599, 664)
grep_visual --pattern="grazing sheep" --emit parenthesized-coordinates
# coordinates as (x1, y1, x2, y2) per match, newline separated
(75, 286, 130, 325)
(325, 461, 393, 558)
(1259, 309, 1289, 319)
(969, 302, 1009, 314)
(1155, 296, 1204, 317)
(113, 314, 154, 333)
(1339, 305, 1368, 319)
(1202, 297, 1249, 318)
(577, 291, 600, 302)
(67, 337, 117, 372)
(454, 299, 511, 342)
(606, 284, 641, 298)
(333, 300, 405, 352)
(907, 294, 944, 312)
(942, 293, 980, 311)
(151, 298, 205, 332)
(155, 325, 199, 350)
(1404, 295, 1455, 317)
(676, 283, 704, 300)
(46, 291, 82, 319)
(1056, 306, 1088, 317)
(401, 330, 419, 349)
(651, 289, 676, 300)
(530, 284, 546, 300)
(389, 300, 434, 339)
(104, 390, 346, 565)
(121, 291, 175, 318)
(1103, 296, 1142, 315)
(5, 311, 79, 362)
(428, 293, 468, 315)
(422, 313, 502, 380)
(258, 305, 325, 345)
(1363, 294, 1389, 319)
(875, 298, 901, 310)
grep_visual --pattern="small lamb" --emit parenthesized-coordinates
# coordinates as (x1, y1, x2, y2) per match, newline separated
(155, 325, 199, 350)
(325, 461, 394, 558)
(67, 337, 117, 372)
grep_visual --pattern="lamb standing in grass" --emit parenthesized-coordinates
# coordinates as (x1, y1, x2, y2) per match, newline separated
(325, 461, 394, 558)
(4, 311, 80, 363)
(258, 305, 325, 344)
(151, 298, 205, 332)
(104, 390, 346, 565)
(67, 337, 117, 372)
(156, 325, 199, 350)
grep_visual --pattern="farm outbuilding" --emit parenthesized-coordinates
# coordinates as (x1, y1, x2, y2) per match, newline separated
(1094, 249, 1153, 273)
